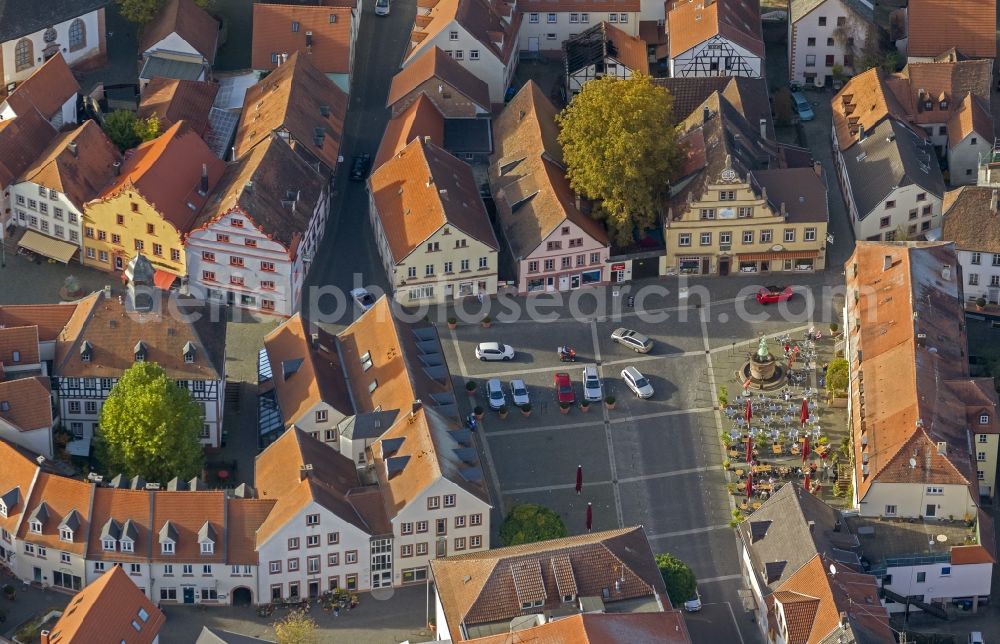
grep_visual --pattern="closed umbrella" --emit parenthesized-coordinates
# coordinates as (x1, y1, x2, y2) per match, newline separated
(745, 399, 753, 425)
(801, 435, 810, 463)
(745, 434, 754, 464)
(586, 502, 593, 532)
(800, 398, 809, 426)
(803, 471, 811, 494)
(746, 470, 754, 500)
(575, 465, 583, 495)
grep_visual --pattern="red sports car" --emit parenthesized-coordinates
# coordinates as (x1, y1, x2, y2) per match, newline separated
(756, 285, 794, 304)
(553, 372, 575, 404)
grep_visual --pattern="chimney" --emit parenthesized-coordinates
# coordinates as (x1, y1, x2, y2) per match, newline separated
(882, 255, 892, 271)
(423, 136, 431, 144)
(937, 441, 947, 456)
(924, 450, 932, 472)
(68, 141, 78, 157)
(840, 611, 848, 628)
(199, 164, 209, 194)
(703, 106, 710, 123)
(759, 118, 767, 139)
(113, 161, 121, 177)
(813, 161, 822, 177)
(281, 52, 288, 64)
(858, 124, 865, 140)
(780, 202, 787, 218)
(439, 188, 448, 198)
(411, 399, 422, 415)
(299, 463, 313, 480)
(941, 265, 951, 281)
(40, 631, 50, 644)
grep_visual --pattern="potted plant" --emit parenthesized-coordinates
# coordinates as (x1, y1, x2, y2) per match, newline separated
(605, 395, 616, 410)
(829, 322, 839, 336)
(473, 405, 484, 420)
(481, 315, 492, 328)
(2, 585, 14, 601)
(559, 401, 571, 414)
(520, 403, 532, 417)
(498, 405, 508, 419)
(723, 459, 731, 471)
(717, 385, 728, 408)
(580, 399, 590, 412)
(976, 297, 987, 311)
(465, 380, 477, 396)
(447, 316, 458, 330)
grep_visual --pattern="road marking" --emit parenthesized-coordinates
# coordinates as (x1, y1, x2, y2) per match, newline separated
(608, 407, 714, 424)
(448, 328, 470, 379)
(698, 574, 743, 584)
(724, 600, 747, 644)
(618, 465, 720, 484)
(601, 349, 706, 368)
(647, 524, 731, 540)
(503, 480, 612, 495)
(487, 420, 606, 437)
(592, 318, 624, 529)
(470, 419, 505, 518)
(464, 362, 577, 380)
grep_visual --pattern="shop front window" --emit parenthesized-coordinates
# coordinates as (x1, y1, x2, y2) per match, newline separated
(739, 261, 757, 273)
(679, 258, 700, 275)
(527, 277, 545, 292)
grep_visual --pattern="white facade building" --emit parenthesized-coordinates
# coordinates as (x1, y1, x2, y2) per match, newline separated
(519, 4, 640, 54)
(788, 0, 873, 87)
(667, 0, 764, 78)
(0, 4, 105, 88)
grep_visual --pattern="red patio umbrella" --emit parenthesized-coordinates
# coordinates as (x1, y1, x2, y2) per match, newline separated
(745, 434, 754, 464)
(788, 351, 796, 370)
(803, 471, 811, 493)
(801, 435, 810, 463)
(745, 470, 754, 500)
(744, 399, 753, 425)
(800, 398, 810, 426)
(586, 503, 593, 532)
(575, 465, 583, 495)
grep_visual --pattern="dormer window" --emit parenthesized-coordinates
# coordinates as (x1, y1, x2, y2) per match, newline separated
(201, 541, 214, 554)
(134, 341, 147, 362)
(80, 340, 93, 363)
(30, 520, 42, 534)
(183, 341, 196, 364)
(11, 351, 19, 363)
(102, 538, 116, 551)
(940, 100, 948, 110)
(198, 521, 216, 555)
(924, 100, 932, 111)
(981, 414, 990, 424)
(161, 541, 174, 554)
(121, 539, 134, 553)
(59, 528, 73, 542)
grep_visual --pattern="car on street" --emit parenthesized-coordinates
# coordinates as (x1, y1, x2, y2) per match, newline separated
(475, 342, 515, 361)
(350, 287, 376, 311)
(509, 379, 530, 407)
(610, 328, 653, 353)
(553, 372, 575, 404)
(582, 365, 603, 401)
(621, 366, 654, 399)
(374, 0, 390, 14)
(486, 378, 506, 410)
(349, 153, 371, 181)
(756, 285, 794, 305)
(683, 596, 702, 612)
(791, 91, 815, 121)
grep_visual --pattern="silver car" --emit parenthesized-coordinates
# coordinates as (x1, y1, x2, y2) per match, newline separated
(475, 342, 515, 361)
(621, 366, 654, 399)
(486, 378, 506, 410)
(509, 379, 530, 407)
(610, 328, 653, 353)
(375, 0, 391, 15)
(582, 365, 603, 401)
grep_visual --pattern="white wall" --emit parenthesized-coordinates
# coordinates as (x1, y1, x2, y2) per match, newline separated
(854, 183, 942, 241)
(957, 249, 1000, 304)
(405, 26, 512, 103)
(858, 482, 978, 520)
(143, 33, 209, 63)
(149, 560, 227, 605)
(948, 133, 988, 186)
(519, 219, 608, 293)
(87, 560, 151, 596)
(0, 10, 103, 86)
(10, 181, 85, 249)
(18, 540, 87, 592)
(882, 561, 992, 613)
(289, 401, 350, 444)
(519, 11, 639, 52)
(435, 588, 451, 640)
(670, 36, 762, 78)
(568, 55, 634, 96)
(0, 419, 52, 459)
(789, 0, 870, 86)
(388, 225, 499, 305)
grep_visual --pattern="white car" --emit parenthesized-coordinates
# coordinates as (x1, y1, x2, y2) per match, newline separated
(621, 366, 654, 399)
(582, 365, 603, 402)
(350, 288, 376, 311)
(610, 328, 653, 353)
(375, 0, 390, 15)
(486, 378, 506, 410)
(509, 379, 530, 407)
(475, 342, 515, 361)
(683, 596, 702, 613)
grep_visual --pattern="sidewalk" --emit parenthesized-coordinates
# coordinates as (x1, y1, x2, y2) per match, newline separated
(0, 237, 114, 305)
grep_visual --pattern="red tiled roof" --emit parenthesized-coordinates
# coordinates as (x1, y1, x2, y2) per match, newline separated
(141, 0, 219, 63)
(251, 3, 354, 75)
(0, 439, 41, 534)
(0, 107, 59, 188)
(138, 78, 219, 137)
(149, 490, 226, 562)
(387, 46, 491, 111)
(0, 325, 39, 365)
(85, 487, 154, 562)
(374, 93, 446, 168)
(226, 498, 276, 565)
(0, 377, 52, 432)
(0, 300, 81, 341)
(17, 472, 94, 555)
(49, 565, 165, 644)
(2, 53, 79, 119)
(407, 0, 521, 65)
(907, 0, 996, 59)
(466, 612, 690, 643)
(668, 0, 764, 58)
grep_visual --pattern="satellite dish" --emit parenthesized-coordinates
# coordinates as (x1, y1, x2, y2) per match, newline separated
(936, 534, 948, 543)
(829, 564, 837, 575)
(909, 458, 917, 468)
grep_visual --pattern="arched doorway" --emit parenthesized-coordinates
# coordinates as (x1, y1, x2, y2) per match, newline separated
(232, 587, 253, 606)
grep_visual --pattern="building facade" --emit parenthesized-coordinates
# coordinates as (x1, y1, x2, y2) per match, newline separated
(788, 0, 872, 87)
(941, 185, 1000, 306)
(668, 0, 764, 78)
(564, 22, 647, 98)
(0, 3, 106, 88)
(519, 2, 641, 54)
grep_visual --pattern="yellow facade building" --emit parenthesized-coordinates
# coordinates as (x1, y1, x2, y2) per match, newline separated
(82, 121, 223, 282)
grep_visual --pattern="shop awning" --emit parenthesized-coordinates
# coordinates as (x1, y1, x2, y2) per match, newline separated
(17, 230, 78, 263)
(738, 250, 818, 262)
(153, 270, 178, 290)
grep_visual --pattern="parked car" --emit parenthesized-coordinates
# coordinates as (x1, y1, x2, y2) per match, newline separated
(582, 365, 603, 402)
(756, 285, 793, 305)
(553, 372, 575, 404)
(610, 328, 653, 353)
(683, 596, 702, 612)
(486, 378, 506, 410)
(968, 632, 984, 644)
(350, 287, 376, 311)
(349, 153, 371, 181)
(475, 342, 515, 361)
(621, 366, 654, 399)
(509, 379, 530, 407)
(790, 91, 815, 121)
(374, 0, 390, 14)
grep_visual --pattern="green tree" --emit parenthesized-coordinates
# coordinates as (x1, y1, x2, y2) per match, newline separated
(101, 110, 141, 151)
(499, 504, 567, 546)
(655, 553, 697, 606)
(826, 358, 850, 396)
(97, 362, 204, 482)
(134, 114, 162, 143)
(117, 0, 213, 24)
(556, 75, 683, 245)
(773, 87, 794, 126)
(274, 610, 317, 644)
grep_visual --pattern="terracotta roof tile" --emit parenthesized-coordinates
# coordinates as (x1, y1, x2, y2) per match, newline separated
(138, 78, 219, 137)
(907, 0, 996, 59)
(466, 611, 690, 644)
(0, 377, 52, 432)
(0, 438, 40, 534)
(48, 565, 165, 644)
(0, 300, 81, 341)
(369, 137, 497, 262)
(2, 53, 79, 120)
(226, 498, 276, 565)
(431, 527, 666, 638)
(0, 108, 59, 188)
(141, 0, 220, 64)
(251, 3, 354, 75)
(17, 472, 94, 555)
(374, 93, 446, 169)
(91, 120, 225, 235)
(946, 94, 993, 148)
(942, 186, 1000, 254)
(407, 0, 521, 65)
(387, 46, 491, 112)
(149, 490, 226, 561)
(193, 134, 325, 253)
(0, 325, 39, 366)
(519, 0, 639, 7)
(668, 0, 764, 58)
(234, 52, 348, 175)
(85, 487, 154, 562)
(16, 121, 122, 210)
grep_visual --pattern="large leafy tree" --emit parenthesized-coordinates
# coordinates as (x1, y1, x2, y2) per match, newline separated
(274, 610, 317, 644)
(556, 74, 684, 245)
(101, 110, 160, 152)
(655, 553, 697, 606)
(97, 362, 204, 482)
(499, 504, 567, 546)
(117, 0, 213, 24)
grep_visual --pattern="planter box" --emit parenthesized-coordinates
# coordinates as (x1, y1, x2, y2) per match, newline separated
(827, 396, 848, 408)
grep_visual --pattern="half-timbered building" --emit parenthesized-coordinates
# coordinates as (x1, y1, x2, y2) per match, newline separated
(667, 0, 764, 78)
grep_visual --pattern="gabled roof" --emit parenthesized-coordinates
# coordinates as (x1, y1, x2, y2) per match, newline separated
(387, 46, 491, 112)
(0, 0, 107, 43)
(653, 76, 774, 139)
(466, 612, 691, 644)
(0, 300, 80, 341)
(140, 0, 219, 64)
(369, 136, 498, 263)
(85, 488, 153, 561)
(2, 53, 79, 119)
(48, 565, 165, 644)
(0, 325, 39, 364)
(489, 81, 609, 260)
(234, 51, 348, 174)
(942, 186, 1000, 253)
(0, 438, 40, 534)
(0, 377, 52, 432)
(668, 0, 765, 59)
(138, 78, 219, 137)
(91, 120, 225, 235)
(407, 0, 521, 65)
(263, 314, 352, 427)
(149, 490, 225, 561)
(432, 527, 667, 639)
(0, 108, 58, 188)
(193, 134, 324, 255)
(17, 472, 93, 555)
(374, 93, 446, 169)
(565, 22, 649, 76)
(16, 120, 121, 210)
(251, 3, 355, 75)
(946, 94, 993, 147)
(226, 498, 276, 565)
(906, 0, 996, 60)
(790, 0, 873, 24)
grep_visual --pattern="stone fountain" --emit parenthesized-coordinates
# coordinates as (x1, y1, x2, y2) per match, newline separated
(739, 336, 786, 390)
